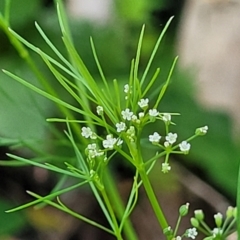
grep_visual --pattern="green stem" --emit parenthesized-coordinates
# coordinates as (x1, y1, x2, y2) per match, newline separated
(101, 188, 123, 240)
(104, 168, 138, 240)
(138, 164, 168, 231)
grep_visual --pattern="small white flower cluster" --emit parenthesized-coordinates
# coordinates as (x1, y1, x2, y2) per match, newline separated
(102, 134, 123, 149)
(83, 85, 208, 178)
(81, 124, 123, 161)
(124, 84, 132, 99)
(163, 225, 197, 239)
(162, 162, 171, 173)
(149, 131, 190, 153)
(185, 228, 198, 239)
(87, 143, 104, 159)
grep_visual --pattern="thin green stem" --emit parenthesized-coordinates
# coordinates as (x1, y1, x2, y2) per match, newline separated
(104, 168, 138, 240)
(101, 187, 123, 240)
(138, 164, 168, 230)
(173, 215, 182, 236)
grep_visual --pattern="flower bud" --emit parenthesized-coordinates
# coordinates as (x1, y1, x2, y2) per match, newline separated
(179, 203, 189, 216)
(163, 226, 173, 236)
(194, 209, 204, 221)
(195, 126, 208, 136)
(226, 206, 234, 218)
(214, 213, 223, 227)
(190, 217, 199, 228)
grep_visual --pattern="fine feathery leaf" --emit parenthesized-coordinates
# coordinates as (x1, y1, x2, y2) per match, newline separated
(28, 191, 114, 235)
(6, 181, 88, 213)
(2, 69, 87, 116)
(132, 25, 145, 107)
(140, 16, 174, 86)
(141, 67, 161, 98)
(64, 121, 89, 172)
(154, 56, 178, 109)
(90, 37, 111, 97)
(6, 153, 80, 178)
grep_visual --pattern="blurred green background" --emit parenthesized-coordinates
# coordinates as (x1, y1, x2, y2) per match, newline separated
(0, 0, 239, 239)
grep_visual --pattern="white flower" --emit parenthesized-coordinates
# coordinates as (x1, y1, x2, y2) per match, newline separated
(121, 108, 134, 120)
(176, 237, 182, 240)
(179, 141, 191, 153)
(165, 132, 178, 144)
(102, 134, 117, 149)
(149, 109, 159, 117)
(81, 127, 96, 139)
(196, 125, 208, 135)
(162, 162, 171, 173)
(116, 122, 126, 132)
(96, 105, 103, 115)
(138, 98, 149, 109)
(87, 143, 97, 150)
(200, 125, 208, 134)
(131, 114, 138, 122)
(138, 112, 145, 118)
(87, 143, 104, 158)
(124, 84, 130, 93)
(186, 228, 198, 239)
(164, 141, 170, 148)
(162, 113, 171, 122)
(149, 132, 161, 143)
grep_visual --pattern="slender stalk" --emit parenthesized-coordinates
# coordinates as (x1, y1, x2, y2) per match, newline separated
(138, 164, 169, 231)
(101, 188, 123, 240)
(104, 168, 138, 240)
